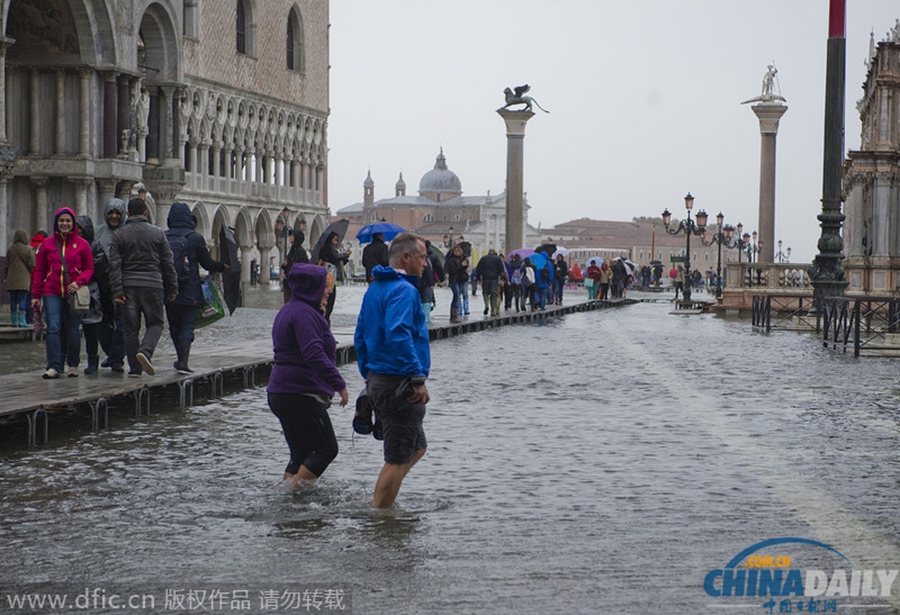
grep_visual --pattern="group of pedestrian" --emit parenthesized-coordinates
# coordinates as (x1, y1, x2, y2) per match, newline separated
(17, 191, 228, 379)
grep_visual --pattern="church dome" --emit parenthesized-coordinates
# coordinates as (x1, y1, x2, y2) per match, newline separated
(419, 149, 462, 199)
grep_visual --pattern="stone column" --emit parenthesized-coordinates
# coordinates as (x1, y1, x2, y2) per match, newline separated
(0, 39, 12, 145)
(117, 76, 130, 157)
(77, 67, 92, 158)
(97, 178, 118, 218)
(751, 102, 787, 263)
(102, 71, 118, 158)
(31, 176, 50, 232)
(70, 177, 93, 217)
(872, 171, 892, 259)
(258, 245, 272, 283)
(29, 68, 41, 155)
(240, 244, 253, 284)
(496, 108, 535, 253)
(55, 69, 67, 155)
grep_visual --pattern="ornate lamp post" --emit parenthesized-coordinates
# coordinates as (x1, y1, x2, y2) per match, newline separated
(699, 212, 738, 299)
(662, 192, 708, 304)
(775, 239, 791, 263)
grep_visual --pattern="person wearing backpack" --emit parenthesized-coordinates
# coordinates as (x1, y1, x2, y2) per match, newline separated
(165, 202, 229, 374)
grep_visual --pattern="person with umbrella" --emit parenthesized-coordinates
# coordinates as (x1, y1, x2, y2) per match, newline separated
(165, 202, 230, 374)
(362, 232, 389, 283)
(318, 231, 351, 323)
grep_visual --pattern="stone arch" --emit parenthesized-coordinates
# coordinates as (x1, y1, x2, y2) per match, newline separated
(210, 203, 232, 260)
(190, 199, 211, 238)
(5, 0, 117, 65)
(233, 205, 253, 247)
(139, 2, 182, 84)
(255, 209, 274, 249)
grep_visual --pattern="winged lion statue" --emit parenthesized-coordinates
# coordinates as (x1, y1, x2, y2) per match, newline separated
(501, 84, 550, 113)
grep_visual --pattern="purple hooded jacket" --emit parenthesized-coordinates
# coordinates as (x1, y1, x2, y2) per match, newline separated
(267, 263, 346, 397)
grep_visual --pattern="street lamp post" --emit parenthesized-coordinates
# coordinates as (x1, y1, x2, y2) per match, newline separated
(699, 212, 738, 299)
(775, 239, 791, 264)
(662, 192, 708, 304)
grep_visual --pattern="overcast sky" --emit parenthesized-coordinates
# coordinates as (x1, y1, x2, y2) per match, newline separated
(328, 1, 899, 262)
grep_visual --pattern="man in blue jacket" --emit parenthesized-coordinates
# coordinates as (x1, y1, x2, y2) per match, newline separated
(355, 232, 430, 508)
(165, 202, 229, 374)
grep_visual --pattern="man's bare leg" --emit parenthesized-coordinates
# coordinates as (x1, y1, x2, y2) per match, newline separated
(372, 447, 426, 509)
(283, 465, 318, 489)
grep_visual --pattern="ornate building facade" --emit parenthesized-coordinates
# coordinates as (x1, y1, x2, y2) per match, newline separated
(0, 0, 330, 286)
(843, 22, 900, 295)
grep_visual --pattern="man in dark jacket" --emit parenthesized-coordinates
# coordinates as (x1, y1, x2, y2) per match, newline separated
(362, 232, 389, 283)
(475, 248, 506, 317)
(280, 229, 308, 304)
(108, 198, 178, 377)
(165, 202, 228, 374)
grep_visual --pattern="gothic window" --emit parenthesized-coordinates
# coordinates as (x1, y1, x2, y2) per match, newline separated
(184, 0, 199, 39)
(236, 1, 246, 53)
(453, 215, 461, 222)
(236, 0, 256, 56)
(424, 213, 434, 223)
(286, 8, 304, 72)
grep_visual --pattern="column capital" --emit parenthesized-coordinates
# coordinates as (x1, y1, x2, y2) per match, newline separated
(751, 103, 788, 135)
(496, 109, 535, 136)
(30, 175, 51, 189)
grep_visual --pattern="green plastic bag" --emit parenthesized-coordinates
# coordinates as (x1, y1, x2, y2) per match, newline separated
(195, 279, 225, 329)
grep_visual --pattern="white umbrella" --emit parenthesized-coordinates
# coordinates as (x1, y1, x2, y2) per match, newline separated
(552, 248, 570, 259)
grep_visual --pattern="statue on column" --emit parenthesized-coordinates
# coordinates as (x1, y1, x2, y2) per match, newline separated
(742, 64, 786, 105)
(500, 84, 550, 113)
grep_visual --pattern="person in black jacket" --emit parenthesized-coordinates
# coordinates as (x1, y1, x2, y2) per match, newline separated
(444, 245, 469, 323)
(362, 232, 389, 283)
(281, 229, 309, 304)
(165, 202, 228, 374)
(475, 248, 506, 317)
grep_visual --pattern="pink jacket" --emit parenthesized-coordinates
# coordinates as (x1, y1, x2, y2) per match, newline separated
(31, 207, 94, 300)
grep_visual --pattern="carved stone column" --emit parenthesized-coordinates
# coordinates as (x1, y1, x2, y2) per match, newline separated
(117, 76, 130, 158)
(29, 68, 41, 155)
(159, 86, 177, 166)
(55, 69, 67, 155)
(103, 71, 119, 158)
(0, 38, 14, 145)
(77, 67, 92, 158)
(0, 172, 11, 253)
(97, 178, 118, 214)
(199, 139, 211, 186)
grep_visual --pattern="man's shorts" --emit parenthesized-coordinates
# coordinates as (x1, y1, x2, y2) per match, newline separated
(366, 373, 427, 464)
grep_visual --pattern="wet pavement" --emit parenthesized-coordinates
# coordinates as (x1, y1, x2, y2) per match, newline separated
(0, 284, 898, 614)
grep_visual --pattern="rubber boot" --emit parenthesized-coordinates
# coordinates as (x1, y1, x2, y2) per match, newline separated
(18, 312, 27, 327)
(10, 312, 16, 327)
(450, 307, 460, 323)
(84, 355, 99, 375)
(175, 340, 194, 374)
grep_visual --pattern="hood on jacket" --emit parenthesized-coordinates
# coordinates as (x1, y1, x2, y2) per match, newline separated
(13, 229, 28, 245)
(292, 229, 305, 246)
(167, 202, 197, 230)
(288, 263, 327, 306)
(103, 197, 126, 225)
(75, 216, 95, 244)
(54, 207, 78, 236)
(30, 232, 47, 248)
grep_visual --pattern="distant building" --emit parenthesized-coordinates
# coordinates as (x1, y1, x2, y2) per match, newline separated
(544, 218, 741, 271)
(842, 25, 900, 295)
(336, 149, 540, 270)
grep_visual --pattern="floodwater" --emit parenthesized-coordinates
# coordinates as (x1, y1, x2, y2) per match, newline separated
(1, 285, 899, 614)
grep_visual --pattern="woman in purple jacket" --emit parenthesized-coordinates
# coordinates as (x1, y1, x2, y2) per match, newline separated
(267, 264, 349, 489)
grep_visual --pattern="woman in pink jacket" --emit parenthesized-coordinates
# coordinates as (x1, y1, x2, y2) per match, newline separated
(31, 207, 94, 379)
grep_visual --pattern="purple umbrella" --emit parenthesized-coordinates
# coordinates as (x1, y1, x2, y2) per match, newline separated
(507, 248, 535, 261)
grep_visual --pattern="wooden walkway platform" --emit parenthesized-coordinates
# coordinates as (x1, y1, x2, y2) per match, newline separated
(0, 297, 634, 447)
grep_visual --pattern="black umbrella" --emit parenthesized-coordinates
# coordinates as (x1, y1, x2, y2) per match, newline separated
(218, 225, 242, 315)
(310, 218, 350, 263)
(535, 243, 557, 256)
